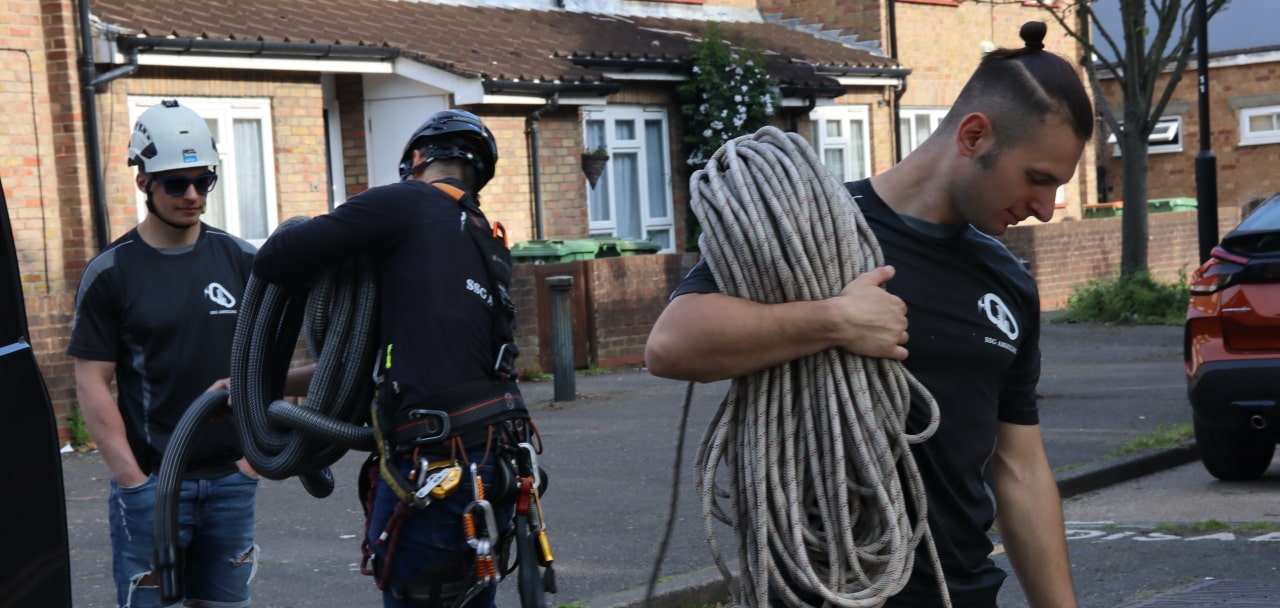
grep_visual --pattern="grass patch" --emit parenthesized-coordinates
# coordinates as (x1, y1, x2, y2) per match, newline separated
(1052, 462, 1085, 473)
(1108, 423, 1193, 457)
(580, 364, 612, 376)
(1054, 270, 1188, 325)
(65, 404, 93, 451)
(520, 368, 549, 382)
(1240, 522, 1280, 532)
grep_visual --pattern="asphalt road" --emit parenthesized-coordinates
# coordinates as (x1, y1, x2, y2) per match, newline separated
(63, 320, 1236, 608)
(996, 455, 1280, 607)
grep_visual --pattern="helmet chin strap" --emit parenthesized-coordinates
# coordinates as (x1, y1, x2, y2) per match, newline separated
(144, 187, 201, 231)
(402, 157, 437, 181)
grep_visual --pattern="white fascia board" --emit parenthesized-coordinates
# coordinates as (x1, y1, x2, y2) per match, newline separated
(1096, 49, 1280, 80)
(598, 71, 686, 82)
(392, 58, 485, 104)
(835, 76, 903, 87)
(480, 94, 609, 106)
(127, 51, 393, 74)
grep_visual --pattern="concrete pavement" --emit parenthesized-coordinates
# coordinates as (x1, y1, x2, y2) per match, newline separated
(62, 321, 1208, 607)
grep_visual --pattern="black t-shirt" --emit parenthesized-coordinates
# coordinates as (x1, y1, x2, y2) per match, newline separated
(67, 225, 256, 478)
(673, 178, 1041, 607)
(253, 178, 502, 407)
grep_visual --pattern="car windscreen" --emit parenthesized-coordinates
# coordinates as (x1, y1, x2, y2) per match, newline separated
(1223, 194, 1280, 256)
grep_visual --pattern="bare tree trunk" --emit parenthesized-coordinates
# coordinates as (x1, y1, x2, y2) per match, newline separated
(1120, 130, 1150, 276)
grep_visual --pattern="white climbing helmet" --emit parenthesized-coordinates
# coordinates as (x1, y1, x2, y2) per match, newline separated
(127, 100, 220, 174)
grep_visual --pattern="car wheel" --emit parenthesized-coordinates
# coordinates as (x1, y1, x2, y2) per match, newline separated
(1194, 421, 1277, 481)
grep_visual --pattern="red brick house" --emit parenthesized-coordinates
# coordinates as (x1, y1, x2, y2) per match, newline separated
(13, 0, 1233, 434)
(1097, 44, 1280, 212)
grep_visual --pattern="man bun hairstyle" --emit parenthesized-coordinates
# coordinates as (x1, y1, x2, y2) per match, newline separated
(939, 20, 1093, 147)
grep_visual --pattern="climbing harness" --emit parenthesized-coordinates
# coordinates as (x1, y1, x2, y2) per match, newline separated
(156, 178, 554, 606)
(355, 181, 553, 607)
(678, 126, 950, 607)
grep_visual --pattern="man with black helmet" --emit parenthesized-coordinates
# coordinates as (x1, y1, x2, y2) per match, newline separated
(68, 99, 261, 608)
(254, 109, 535, 608)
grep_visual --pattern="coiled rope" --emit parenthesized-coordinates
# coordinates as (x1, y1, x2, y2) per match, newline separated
(690, 126, 950, 607)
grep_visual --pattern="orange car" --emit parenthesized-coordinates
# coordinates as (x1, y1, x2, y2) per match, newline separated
(1185, 192, 1280, 481)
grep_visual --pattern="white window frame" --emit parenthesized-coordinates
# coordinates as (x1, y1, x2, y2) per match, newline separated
(898, 108, 948, 156)
(1106, 115, 1183, 156)
(583, 105, 676, 252)
(128, 96, 279, 245)
(810, 105, 872, 184)
(1239, 105, 1280, 147)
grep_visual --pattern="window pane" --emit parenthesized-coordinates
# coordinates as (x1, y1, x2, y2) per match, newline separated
(914, 115, 931, 147)
(850, 120, 866, 180)
(1249, 112, 1280, 133)
(586, 120, 610, 222)
(825, 121, 842, 138)
(615, 120, 636, 141)
(234, 119, 268, 240)
(615, 152, 641, 240)
(645, 120, 668, 219)
(202, 118, 227, 229)
(646, 229, 671, 250)
(898, 118, 912, 152)
(824, 149, 846, 183)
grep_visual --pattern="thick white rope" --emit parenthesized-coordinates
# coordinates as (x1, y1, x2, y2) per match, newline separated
(690, 126, 951, 608)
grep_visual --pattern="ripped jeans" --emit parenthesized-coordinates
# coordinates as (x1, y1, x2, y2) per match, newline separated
(108, 471, 259, 608)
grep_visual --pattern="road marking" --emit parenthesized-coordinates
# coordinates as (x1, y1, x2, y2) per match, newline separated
(1064, 526, 1280, 543)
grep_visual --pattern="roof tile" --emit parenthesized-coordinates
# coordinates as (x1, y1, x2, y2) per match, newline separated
(90, 0, 900, 88)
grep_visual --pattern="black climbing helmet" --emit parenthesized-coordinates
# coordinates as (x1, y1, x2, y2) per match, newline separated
(397, 109, 498, 189)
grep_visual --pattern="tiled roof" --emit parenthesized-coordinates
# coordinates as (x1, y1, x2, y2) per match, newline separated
(90, 0, 902, 92)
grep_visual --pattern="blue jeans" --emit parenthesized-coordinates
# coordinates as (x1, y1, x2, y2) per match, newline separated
(367, 453, 514, 608)
(108, 471, 259, 608)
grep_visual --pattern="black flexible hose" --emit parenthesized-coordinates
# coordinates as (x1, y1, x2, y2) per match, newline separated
(154, 389, 232, 602)
(154, 216, 380, 597)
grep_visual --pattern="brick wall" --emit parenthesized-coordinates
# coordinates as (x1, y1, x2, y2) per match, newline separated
(1098, 54, 1280, 211)
(335, 74, 368, 198)
(1000, 211, 1241, 310)
(510, 252, 701, 373)
(5, 0, 89, 437)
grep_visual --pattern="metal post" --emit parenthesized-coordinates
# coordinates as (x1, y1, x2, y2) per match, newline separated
(1194, 0, 1219, 263)
(547, 275, 575, 401)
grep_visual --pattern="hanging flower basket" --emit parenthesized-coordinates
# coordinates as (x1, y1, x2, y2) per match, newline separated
(582, 152, 609, 189)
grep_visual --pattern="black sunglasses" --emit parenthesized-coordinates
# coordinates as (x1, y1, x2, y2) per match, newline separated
(154, 173, 218, 196)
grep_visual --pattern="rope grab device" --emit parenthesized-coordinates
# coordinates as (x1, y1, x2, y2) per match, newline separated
(681, 126, 951, 608)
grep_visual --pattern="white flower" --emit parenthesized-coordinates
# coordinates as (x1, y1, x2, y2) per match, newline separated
(703, 129, 713, 138)
(692, 65, 701, 73)
(710, 120, 723, 130)
(734, 95, 742, 102)
(741, 85, 748, 92)
(699, 104, 708, 113)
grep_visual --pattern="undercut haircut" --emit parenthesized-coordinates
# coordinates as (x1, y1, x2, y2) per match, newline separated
(937, 21, 1094, 149)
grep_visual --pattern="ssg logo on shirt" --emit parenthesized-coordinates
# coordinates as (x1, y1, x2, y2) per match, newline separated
(978, 293, 1018, 354)
(466, 279, 493, 306)
(205, 282, 238, 315)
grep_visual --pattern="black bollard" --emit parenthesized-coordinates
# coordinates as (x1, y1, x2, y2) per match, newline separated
(547, 275, 575, 401)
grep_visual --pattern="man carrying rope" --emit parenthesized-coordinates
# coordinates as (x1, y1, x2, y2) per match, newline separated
(253, 109, 540, 608)
(647, 22, 1089, 608)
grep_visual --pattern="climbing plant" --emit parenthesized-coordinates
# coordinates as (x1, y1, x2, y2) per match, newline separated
(678, 23, 780, 170)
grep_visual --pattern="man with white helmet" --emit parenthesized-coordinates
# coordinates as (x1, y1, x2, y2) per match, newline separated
(68, 99, 260, 608)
